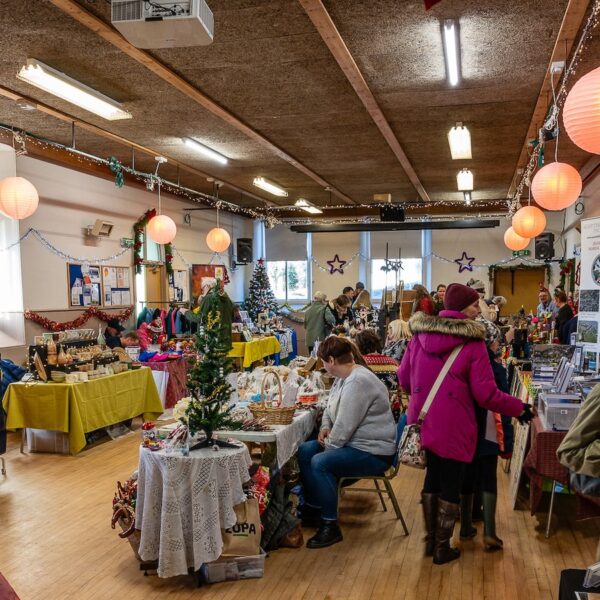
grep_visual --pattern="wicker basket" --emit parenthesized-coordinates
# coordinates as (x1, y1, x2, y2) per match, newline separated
(249, 371, 295, 425)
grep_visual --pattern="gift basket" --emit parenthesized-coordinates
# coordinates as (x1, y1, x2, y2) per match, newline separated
(249, 371, 295, 425)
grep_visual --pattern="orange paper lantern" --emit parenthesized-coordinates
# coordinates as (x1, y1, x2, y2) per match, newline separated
(0, 176, 39, 219)
(206, 227, 231, 253)
(147, 214, 177, 244)
(512, 205, 546, 238)
(504, 226, 529, 251)
(531, 162, 582, 211)
(563, 66, 600, 154)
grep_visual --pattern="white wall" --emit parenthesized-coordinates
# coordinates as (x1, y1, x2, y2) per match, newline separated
(4, 156, 252, 360)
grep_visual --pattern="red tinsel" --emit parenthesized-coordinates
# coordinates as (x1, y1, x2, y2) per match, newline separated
(24, 306, 134, 332)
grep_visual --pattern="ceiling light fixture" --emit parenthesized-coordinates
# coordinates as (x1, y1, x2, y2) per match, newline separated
(295, 198, 323, 215)
(253, 177, 288, 197)
(183, 137, 228, 165)
(441, 19, 461, 86)
(457, 168, 474, 191)
(17, 58, 132, 121)
(448, 122, 472, 159)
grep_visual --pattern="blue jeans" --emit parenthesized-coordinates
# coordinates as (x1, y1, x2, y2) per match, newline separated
(298, 440, 392, 520)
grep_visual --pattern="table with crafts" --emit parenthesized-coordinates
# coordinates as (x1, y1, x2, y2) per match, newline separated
(2, 367, 163, 454)
(141, 357, 190, 408)
(227, 337, 281, 369)
(136, 443, 252, 578)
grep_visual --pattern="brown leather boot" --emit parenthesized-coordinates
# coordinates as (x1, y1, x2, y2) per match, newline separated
(421, 493, 438, 557)
(433, 499, 461, 565)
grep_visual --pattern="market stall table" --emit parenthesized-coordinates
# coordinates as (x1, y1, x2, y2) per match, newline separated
(216, 408, 317, 469)
(141, 357, 189, 408)
(228, 337, 281, 369)
(136, 443, 251, 578)
(2, 368, 163, 455)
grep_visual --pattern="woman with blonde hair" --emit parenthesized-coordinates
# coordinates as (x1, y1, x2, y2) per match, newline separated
(383, 319, 412, 362)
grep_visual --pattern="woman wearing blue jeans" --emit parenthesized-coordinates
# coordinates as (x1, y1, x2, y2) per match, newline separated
(298, 336, 397, 549)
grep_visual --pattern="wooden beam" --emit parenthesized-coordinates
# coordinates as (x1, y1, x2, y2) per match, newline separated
(0, 85, 270, 207)
(299, 0, 430, 203)
(47, 0, 356, 206)
(508, 0, 591, 197)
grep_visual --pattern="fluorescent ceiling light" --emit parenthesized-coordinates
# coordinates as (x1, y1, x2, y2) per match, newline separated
(183, 137, 228, 165)
(448, 122, 472, 160)
(442, 19, 461, 86)
(457, 169, 474, 191)
(253, 177, 288, 197)
(295, 198, 323, 214)
(17, 59, 131, 121)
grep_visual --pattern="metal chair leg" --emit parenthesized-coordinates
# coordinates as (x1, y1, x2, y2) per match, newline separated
(374, 479, 387, 512)
(384, 478, 409, 535)
(545, 480, 557, 539)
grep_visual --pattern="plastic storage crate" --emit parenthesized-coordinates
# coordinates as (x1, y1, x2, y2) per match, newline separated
(26, 429, 70, 454)
(200, 552, 265, 584)
(539, 396, 582, 431)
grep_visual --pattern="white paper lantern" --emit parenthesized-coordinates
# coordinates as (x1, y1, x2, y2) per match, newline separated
(147, 214, 177, 244)
(0, 176, 39, 219)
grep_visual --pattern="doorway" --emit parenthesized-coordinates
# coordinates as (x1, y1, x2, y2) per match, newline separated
(144, 264, 167, 310)
(493, 268, 546, 314)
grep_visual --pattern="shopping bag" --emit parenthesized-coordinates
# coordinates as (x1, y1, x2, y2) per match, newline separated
(221, 498, 262, 557)
(398, 423, 426, 469)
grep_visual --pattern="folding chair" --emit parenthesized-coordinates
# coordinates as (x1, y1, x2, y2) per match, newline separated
(337, 413, 409, 536)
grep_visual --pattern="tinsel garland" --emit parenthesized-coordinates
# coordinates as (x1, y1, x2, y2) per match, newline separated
(24, 306, 134, 332)
(133, 209, 174, 275)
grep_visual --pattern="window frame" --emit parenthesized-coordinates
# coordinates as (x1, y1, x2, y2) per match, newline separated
(370, 257, 423, 300)
(266, 260, 309, 303)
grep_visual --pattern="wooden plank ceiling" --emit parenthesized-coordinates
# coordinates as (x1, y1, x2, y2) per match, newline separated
(0, 0, 596, 220)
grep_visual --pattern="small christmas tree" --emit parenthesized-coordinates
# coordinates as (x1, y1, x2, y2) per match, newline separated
(184, 284, 240, 448)
(245, 258, 279, 321)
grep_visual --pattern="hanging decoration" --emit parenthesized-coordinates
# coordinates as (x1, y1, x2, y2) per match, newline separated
(504, 227, 529, 251)
(133, 209, 156, 273)
(147, 180, 177, 245)
(24, 305, 134, 332)
(0, 176, 39, 220)
(454, 251, 475, 273)
(206, 197, 231, 253)
(512, 205, 546, 238)
(311, 252, 364, 273)
(164, 242, 174, 276)
(326, 254, 347, 275)
(559, 258, 577, 293)
(563, 66, 600, 154)
(531, 162, 582, 211)
(108, 156, 124, 188)
(488, 263, 553, 286)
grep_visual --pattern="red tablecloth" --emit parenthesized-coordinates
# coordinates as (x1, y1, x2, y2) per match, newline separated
(523, 416, 600, 520)
(141, 358, 189, 409)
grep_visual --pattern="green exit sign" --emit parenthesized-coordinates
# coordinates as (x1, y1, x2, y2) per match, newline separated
(512, 250, 531, 257)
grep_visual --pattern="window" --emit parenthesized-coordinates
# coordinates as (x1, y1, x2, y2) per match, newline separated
(267, 261, 308, 302)
(142, 231, 161, 262)
(371, 258, 423, 299)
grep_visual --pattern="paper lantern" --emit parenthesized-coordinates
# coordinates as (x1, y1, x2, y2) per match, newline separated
(0, 176, 39, 219)
(504, 227, 529, 251)
(206, 227, 231, 253)
(512, 205, 546, 238)
(147, 214, 176, 244)
(531, 162, 582, 211)
(563, 66, 600, 154)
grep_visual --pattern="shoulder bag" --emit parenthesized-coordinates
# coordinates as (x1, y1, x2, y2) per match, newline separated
(398, 344, 464, 469)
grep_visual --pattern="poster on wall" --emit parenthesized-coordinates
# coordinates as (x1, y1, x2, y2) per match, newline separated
(67, 263, 101, 307)
(168, 269, 190, 303)
(191, 264, 230, 305)
(101, 266, 132, 307)
(576, 217, 600, 371)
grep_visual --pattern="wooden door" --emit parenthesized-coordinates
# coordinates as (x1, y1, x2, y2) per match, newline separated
(493, 268, 545, 314)
(144, 265, 166, 309)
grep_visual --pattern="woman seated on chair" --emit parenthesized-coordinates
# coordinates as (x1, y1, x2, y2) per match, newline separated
(298, 336, 397, 549)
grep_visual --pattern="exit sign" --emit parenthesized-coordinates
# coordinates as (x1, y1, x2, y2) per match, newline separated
(512, 250, 531, 257)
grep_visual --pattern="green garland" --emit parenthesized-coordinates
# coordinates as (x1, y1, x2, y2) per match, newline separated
(133, 208, 173, 275)
(558, 258, 576, 293)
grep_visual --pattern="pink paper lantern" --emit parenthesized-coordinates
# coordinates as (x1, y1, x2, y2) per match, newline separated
(0, 176, 39, 219)
(147, 214, 177, 244)
(504, 226, 529, 251)
(206, 227, 231, 253)
(563, 66, 600, 154)
(512, 205, 546, 238)
(531, 162, 582, 211)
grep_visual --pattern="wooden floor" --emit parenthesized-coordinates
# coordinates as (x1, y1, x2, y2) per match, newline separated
(1, 426, 598, 600)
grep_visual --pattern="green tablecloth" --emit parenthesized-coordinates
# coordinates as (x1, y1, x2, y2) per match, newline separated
(2, 367, 163, 454)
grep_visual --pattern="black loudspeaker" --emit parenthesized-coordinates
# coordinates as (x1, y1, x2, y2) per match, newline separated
(380, 205, 405, 222)
(535, 232, 555, 260)
(236, 238, 253, 263)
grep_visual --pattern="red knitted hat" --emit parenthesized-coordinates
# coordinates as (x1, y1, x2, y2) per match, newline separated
(443, 283, 480, 312)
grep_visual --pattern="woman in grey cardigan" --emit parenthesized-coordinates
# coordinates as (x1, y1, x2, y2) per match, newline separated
(298, 336, 397, 549)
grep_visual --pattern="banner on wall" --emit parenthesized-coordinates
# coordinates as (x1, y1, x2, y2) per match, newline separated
(576, 217, 600, 370)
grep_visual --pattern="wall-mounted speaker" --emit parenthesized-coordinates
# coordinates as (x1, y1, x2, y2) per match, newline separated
(535, 231, 555, 260)
(379, 205, 405, 222)
(236, 238, 253, 264)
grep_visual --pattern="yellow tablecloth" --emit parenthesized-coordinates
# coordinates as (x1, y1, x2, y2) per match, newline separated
(227, 337, 282, 368)
(2, 367, 163, 455)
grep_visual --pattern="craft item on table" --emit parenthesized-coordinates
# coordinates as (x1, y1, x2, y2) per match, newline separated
(281, 369, 301, 407)
(111, 472, 138, 541)
(164, 422, 190, 456)
(239, 418, 271, 432)
(297, 373, 322, 406)
(141, 422, 162, 451)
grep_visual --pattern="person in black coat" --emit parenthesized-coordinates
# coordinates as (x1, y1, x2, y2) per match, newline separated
(554, 290, 574, 344)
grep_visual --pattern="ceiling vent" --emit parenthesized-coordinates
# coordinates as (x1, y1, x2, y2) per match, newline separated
(111, 0, 213, 49)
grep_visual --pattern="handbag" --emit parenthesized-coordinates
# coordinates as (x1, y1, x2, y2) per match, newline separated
(221, 497, 262, 557)
(398, 344, 464, 469)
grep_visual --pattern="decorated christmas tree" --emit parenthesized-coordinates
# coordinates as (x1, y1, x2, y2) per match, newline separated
(245, 258, 279, 321)
(182, 284, 240, 448)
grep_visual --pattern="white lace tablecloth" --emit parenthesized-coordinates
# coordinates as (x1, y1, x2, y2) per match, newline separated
(136, 444, 252, 578)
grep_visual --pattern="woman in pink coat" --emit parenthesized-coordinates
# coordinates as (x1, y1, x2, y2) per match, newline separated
(398, 283, 531, 565)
